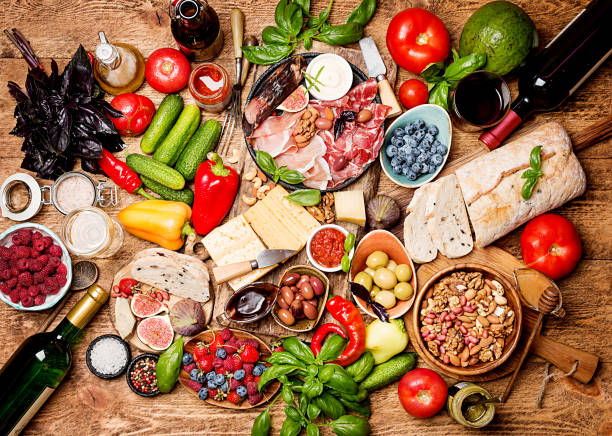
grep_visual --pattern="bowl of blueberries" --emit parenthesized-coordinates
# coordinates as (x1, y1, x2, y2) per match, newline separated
(380, 104, 452, 188)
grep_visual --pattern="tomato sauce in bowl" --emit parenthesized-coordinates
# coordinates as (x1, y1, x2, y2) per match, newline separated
(309, 227, 346, 269)
(188, 62, 231, 112)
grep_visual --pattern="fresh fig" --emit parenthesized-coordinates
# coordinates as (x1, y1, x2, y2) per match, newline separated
(169, 298, 206, 336)
(366, 195, 400, 229)
(137, 315, 174, 351)
(130, 293, 165, 318)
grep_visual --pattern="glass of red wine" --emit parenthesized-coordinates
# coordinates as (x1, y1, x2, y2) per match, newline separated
(451, 71, 511, 132)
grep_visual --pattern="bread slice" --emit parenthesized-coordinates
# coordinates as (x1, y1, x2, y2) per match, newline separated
(403, 184, 438, 263)
(131, 249, 210, 302)
(426, 174, 473, 258)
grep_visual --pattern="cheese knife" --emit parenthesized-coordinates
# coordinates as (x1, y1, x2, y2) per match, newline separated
(212, 249, 296, 284)
(359, 36, 402, 118)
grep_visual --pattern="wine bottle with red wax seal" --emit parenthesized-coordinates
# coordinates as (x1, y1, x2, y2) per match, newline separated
(480, 0, 612, 150)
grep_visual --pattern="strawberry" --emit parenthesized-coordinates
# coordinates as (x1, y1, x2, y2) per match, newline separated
(192, 343, 209, 364)
(208, 333, 224, 353)
(216, 367, 228, 375)
(240, 345, 260, 363)
(273, 346, 285, 353)
(231, 354, 242, 370)
(119, 278, 138, 295)
(227, 391, 241, 405)
(254, 375, 261, 384)
(197, 354, 214, 373)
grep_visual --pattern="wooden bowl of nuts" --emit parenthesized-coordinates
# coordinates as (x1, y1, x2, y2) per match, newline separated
(412, 263, 522, 376)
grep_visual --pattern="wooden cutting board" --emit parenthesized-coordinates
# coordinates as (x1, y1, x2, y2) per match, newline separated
(405, 246, 599, 383)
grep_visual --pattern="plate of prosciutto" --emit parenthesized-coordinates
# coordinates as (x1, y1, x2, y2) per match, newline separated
(242, 53, 390, 192)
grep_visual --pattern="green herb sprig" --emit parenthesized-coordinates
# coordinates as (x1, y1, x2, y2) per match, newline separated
(521, 145, 544, 200)
(304, 66, 325, 93)
(286, 189, 321, 206)
(256, 150, 306, 184)
(341, 232, 355, 273)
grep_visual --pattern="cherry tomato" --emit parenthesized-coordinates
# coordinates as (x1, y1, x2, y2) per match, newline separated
(399, 79, 429, 109)
(520, 214, 582, 280)
(109, 93, 155, 136)
(398, 368, 448, 418)
(386, 8, 451, 74)
(145, 48, 191, 93)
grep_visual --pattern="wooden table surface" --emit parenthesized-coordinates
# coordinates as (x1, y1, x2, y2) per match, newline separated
(0, 0, 610, 435)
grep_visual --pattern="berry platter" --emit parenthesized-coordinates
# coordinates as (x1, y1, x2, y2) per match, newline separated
(178, 329, 280, 409)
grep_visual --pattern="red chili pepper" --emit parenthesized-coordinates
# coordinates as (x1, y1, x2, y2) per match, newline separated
(191, 153, 239, 235)
(311, 323, 348, 356)
(325, 296, 366, 366)
(97, 149, 154, 199)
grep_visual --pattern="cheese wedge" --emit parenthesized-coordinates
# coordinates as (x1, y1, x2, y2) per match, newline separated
(114, 296, 135, 339)
(333, 191, 366, 226)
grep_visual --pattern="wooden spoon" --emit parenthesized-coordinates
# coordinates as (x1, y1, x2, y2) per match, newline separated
(501, 286, 560, 402)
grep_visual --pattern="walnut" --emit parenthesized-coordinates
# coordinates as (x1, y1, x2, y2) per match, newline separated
(427, 340, 440, 357)
(479, 348, 493, 362)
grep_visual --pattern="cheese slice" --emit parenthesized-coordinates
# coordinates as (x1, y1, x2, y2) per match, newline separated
(202, 215, 274, 290)
(114, 296, 135, 339)
(334, 191, 366, 226)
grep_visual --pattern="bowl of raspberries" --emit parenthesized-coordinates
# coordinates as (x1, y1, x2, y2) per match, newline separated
(179, 328, 279, 408)
(0, 223, 72, 310)
(380, 104, 452, 188)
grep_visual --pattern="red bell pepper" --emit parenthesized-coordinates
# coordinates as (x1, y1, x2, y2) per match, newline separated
(98, 149, 154, 199)
(192, 153, 239, 235)
(325, 296, 366, 366)
(311, 323, 348, 356)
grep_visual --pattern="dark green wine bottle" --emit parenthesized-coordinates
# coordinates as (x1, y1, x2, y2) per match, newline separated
(0, 284, 108, 435)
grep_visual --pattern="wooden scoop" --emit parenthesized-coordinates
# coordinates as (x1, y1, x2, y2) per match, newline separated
(501, 286, 560, 402)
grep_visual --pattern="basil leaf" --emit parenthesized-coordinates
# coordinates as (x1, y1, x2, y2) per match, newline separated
(315, 22, 363, 45)
(242, 44, 294, 65)
(279, 169, 306, 184)
(421, 61, 445, 82)
(280, 417, 302, 436)
(307, 0, 332, 27)
(275, 0, 289, 28)
(294, 0, 310, 14)
(256, 150, 278, 174)
(258, 364, 301, 391)
(307, 424, 320, 436)
(262, 26, 291, 45)
(521, 168, 540, 179)
(328, 414, 371, 436)
(452, 48, 460, 63)
(530, 145, 543, 170)
(346, 0, 376, 26)
(251, 408, 271, 436)
(428, 81, 450, 111)
(285, 189, 321, 206)
(521, 176, 538, 200)
(283, 3, 303, 37)
(444, 52, 487, 86)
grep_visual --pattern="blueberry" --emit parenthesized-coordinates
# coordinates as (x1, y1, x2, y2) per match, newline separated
(198, 388, 209, 400)
(407, 170, 418, 181)
(394, 127, 404, 137)
(411, 163, 421, 173)
(436, 144, 448, 155)
(207, 379, 217, 389)
(397, 147, 409, 160)
(431, 154, 444, 166)
(214, 373, 225, 385)
(253, 363, 267, 376)
(206, 371, 216, 381)
(405, 154, 416, 165)
(432, 139, 441, 149)
(395, 137, 405, 147)
(215, 348, 227, 359)
(234, 369, 246, 381)
(429, 145, 438, 155)
(403, 135, 413, 144)
(428, 164, 437, 174)
(417, 153, 429, 163)
(413, 119, 425, 129)
(197, 372, 207, 384)
(237, 385, 247, 398)
(182, 352, 193, 365)
(420, 163, 429, 174)
(406, 123, 417, 134)
(427, 125, 439, 136)
(410, 147, 420, 156)
(219, 381, 228, 393)
(190, 368, 199, 381)
(391, 156, 402, 168)
(421, 134, 434, 147)
(405, 136, 418, 149)
(413, 129, 426, 142)
(386, 144, 398, 158)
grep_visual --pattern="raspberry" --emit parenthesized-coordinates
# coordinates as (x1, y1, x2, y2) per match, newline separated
(11, 235, 21, 245)
(33, 240, 46, 252)
(18, 271, 33, 287)
(9, 289, 19, 303)
(15, 246, 31, 259)
(220, 328, 233, 341)
(213, 357, 224, 368)
(56, 263, 68, 276)
(44, 276, 57, 289)
(16, 258, 29, 271)
(244, 339, 260, 350)
(273, 346, 285, 353)
(183, 362, 196, 373)
(28, 285, 39, 297)
(41, 266, 54, 277)
(29, 259, 43, 272)
(47, 286, 60, 295)
(47, 245, 63, 257)
(10, 267, 18, 278)
(227, 391, 241, 404)
(31, 231, 42, 240)
(55, 274, 67, 287)
(41, 236, 53, 249)
(19, 286, 29, 301)
(33, 272, 45, 284)
(222, 343, 237, 354)
(10, 251, 18, 261)
(0, 247, 10, 261)
(246, 381, 258, 396)
(37, 283, 46, 294)
(6, 277, 17, 289)
(216, 367, 227, 375)
(34, 294, 46, 306)
(17, 229, 32, 245)
(254, 375, 260, 384)
(1, 269, 11, 281)
(0, 282, 10, 294)
(208, 388, 218, 398)
(21, 296, 34, 307)
(37, 254, 49, 265)
(187, 379, 203, 392)
(243, 363, 254, 375)
(48, 257, 61, 268)
(223, 358, 236, 372)
(229, 378, 242, 391)
(248, 393, 263, 405)
(243, 373, 254, 384)
(30, 250, 41, 259)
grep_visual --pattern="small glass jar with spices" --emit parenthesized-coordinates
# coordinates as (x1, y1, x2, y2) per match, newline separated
(188, 62, 232, 112)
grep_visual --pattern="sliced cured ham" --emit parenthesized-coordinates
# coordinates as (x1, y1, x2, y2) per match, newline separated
(275, 136, 327, 173)
(250, 111, 303, 158)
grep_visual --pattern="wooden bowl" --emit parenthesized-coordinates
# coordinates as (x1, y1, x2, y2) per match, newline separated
(349, 230, 417, 319)
(179, 329, 280, 409)
(272, 265, 330, 332)
(412, 263, 523, 377)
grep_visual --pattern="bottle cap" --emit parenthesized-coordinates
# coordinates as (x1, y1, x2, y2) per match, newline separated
(479, 110, 523, 150)
(95, 31, 119, 67)
(66, 284, 109, 329)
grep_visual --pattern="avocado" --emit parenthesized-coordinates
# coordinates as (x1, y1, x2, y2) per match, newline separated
(459, 1, 537, 76)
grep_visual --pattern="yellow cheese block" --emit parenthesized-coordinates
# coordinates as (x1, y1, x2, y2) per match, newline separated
(245, 186, 320, 251)
(201, 215, 274, 290)
(334, 191, 366, 226)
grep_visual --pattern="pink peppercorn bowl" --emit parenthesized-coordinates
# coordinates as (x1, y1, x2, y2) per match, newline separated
(126, 353, 160, 397)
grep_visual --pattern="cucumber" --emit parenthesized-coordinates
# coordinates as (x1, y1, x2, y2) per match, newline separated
(174, 119, 221, 181)
(359, 352, 417, 392)
(141, 175, 194, 205)
(153, 105, 201, 166)
(140, 94, 183, 154)
(126, 154, 185, 190)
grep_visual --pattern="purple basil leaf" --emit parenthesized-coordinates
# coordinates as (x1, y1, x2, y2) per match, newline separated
(349, 282, 390, 322)
(81, 158, 100, 174)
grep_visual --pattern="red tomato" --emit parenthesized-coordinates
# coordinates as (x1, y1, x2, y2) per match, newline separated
(398, 368, 447, 418)
(520, 214, 582, 280)
(399, 79, 429, 109)
(145, 48, 191, 93)
(386, 8, 451, 74)
(109, 93, 155, 136)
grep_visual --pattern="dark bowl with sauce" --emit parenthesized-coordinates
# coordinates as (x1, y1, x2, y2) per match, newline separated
(222, 282, 280, 324)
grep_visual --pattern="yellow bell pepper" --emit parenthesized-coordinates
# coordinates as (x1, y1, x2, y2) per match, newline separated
(118, 200, 194, 250)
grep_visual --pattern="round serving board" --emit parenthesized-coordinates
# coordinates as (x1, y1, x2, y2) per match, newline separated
(111, 261, 215, 354)
(405, 245, 541, 382)
(178, 329, 280, 409)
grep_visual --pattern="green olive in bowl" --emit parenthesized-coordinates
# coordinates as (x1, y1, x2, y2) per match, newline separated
(374, 267, 397, 290)
(374, 290, 396, 309)
(394, 282, 414, 300)
(366, 251, 389, 269)
(354, 271, 373, 292)
(395, 264, 413, 282)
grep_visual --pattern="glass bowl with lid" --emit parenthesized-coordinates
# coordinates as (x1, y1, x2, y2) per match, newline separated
(61, 206, 123, 258)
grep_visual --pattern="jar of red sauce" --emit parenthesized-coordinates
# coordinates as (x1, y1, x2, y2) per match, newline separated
(307, 224, 351, 272)
(188, 62, 231, 112)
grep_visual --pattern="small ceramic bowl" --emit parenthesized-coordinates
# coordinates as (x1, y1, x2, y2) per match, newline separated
(349, 230, 417, 319)
(86, 334, 131, 379)
(306, 224, 354, 273)
(0, 223, 72, 311)
(272, 265, 330, 332)
(126, 353, 160, 397)
(380, 104, 452, 188)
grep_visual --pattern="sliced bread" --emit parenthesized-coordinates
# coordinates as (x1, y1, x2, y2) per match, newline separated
(426, 174, 473, 258)
(403, 183, 438, 263)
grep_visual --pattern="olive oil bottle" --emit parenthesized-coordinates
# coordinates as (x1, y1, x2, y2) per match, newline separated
(0, 285, 108, 435)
